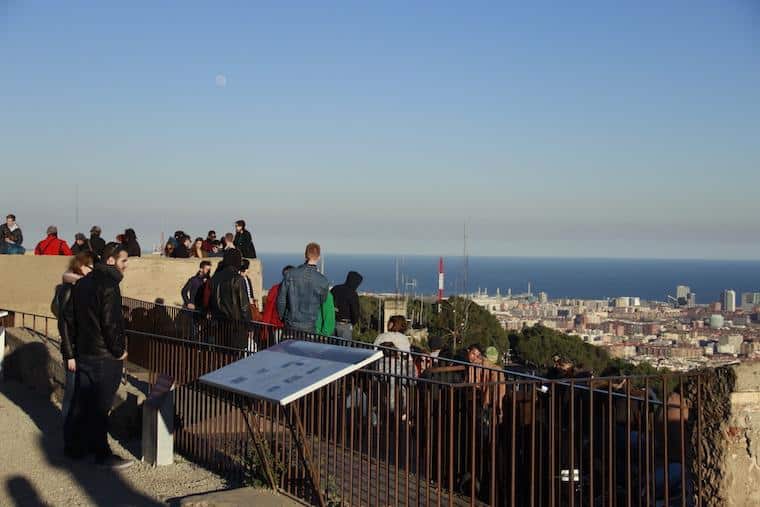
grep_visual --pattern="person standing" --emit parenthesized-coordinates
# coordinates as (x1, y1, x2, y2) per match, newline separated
(35, 226, 73, 256)
(0, 213, 24, 254)
(276, 243, 329, 332)
(52, 252, 94, 423)
(262, 266, 294, 328)
(70, 233, 91, 255)
(331, 271, 363, 340)
(210, 249, 251, 348)
(89, 226, 106, 260)
(181, 260, 212, 312)
(64, 242, 132, 469)
(233, 220, 257, 259)
(122, 228, 141, 257)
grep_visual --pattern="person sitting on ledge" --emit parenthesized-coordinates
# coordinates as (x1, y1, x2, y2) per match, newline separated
(35, 225, 73, 256)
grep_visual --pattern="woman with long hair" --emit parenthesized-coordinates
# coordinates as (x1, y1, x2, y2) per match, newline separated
(54, 251, 95, 425)
(191, 237, 206, 258)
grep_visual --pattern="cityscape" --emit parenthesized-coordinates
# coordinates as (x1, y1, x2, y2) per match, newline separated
(468, 284, 760, 372)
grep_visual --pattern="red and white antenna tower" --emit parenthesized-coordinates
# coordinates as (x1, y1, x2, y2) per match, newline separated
(438, 257, 445, 303)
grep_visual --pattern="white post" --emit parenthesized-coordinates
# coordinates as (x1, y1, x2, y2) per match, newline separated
(142, 374, 175, 466)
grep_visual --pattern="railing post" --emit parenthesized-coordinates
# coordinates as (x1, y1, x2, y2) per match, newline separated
(0, 310, 8, 381)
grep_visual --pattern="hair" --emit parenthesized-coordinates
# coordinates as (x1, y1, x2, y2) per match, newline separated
(387, 315, 408, 333)
(46, 225, 58, 236)
(68, 251, 95, 275)
(102, 242, 126, 262)
(240, 259, 250, 272)
(305, 242, 321, 260)
(224, 232, 234, 241)
(199, 260, 212, 269)
(282, 265, 295, 277)
(6, 214, 15, 220)
(235, 220, 246, 228)
(124, 228, 137, 241)
(164, 241, 175, 256)
(207, 230, 216, 237)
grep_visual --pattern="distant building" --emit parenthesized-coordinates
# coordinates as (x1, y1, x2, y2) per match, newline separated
(722, 289, 736, 313)
(538, 292, 548, 304)
(741, 292, 760, 310)
(687, 292, 697, 308)
(677, 285, 690, 306)
(709, 314, 725, 329)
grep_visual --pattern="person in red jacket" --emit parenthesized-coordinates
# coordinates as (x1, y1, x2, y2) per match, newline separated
(35, 226, 73, 256)
(261, 266, 294, 343)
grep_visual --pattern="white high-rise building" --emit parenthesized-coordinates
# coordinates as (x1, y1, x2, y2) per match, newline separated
(723, 289, 736, 313)
(677, 285, 691, 306)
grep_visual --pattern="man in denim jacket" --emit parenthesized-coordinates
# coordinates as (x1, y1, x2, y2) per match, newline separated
(277, 242, 329, 332)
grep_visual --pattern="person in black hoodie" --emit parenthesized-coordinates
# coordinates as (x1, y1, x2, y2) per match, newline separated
(122, 228, 141, 257)
(210, 249, 251, 348)
(89, 226, 106, 260)
(233, 220, 257, 258)
(64, 242, 133, 470)
(331, 271, 363, 340)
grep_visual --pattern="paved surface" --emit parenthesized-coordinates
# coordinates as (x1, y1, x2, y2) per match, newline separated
(0, 381, 228, 507)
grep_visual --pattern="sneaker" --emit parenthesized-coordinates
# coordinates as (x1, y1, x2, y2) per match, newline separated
(96, 455, 135, 470)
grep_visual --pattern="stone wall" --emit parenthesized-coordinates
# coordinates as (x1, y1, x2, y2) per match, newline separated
(0, 254, 262, 315)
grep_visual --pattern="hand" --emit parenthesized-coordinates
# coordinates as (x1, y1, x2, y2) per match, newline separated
(117, 351, 128, 361)
(4, 238, 13, 243)
(67, 359, 76, 372)
(187, 303, 196, 310)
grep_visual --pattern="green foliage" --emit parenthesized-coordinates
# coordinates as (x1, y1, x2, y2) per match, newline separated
(509, 324, 612, 374)
(509, 324, 670, 378)
(426, 297, 509, 354)
(355, 295, 381, 344)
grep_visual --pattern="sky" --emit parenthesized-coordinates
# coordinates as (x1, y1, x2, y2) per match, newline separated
(1, 1, 759, 259)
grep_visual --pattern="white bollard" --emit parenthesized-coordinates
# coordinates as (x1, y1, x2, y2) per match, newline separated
(142, 374, 175, 466)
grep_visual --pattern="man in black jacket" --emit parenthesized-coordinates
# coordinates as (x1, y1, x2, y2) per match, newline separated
(233, 219, 257, 258)
(210, 249, 252, 349)
(89, 225, 106, 260)
(64, 242, 133, 469)
(331, 271, 363, 340)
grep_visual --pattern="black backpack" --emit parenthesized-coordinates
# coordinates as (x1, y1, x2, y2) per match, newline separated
(51, 283, 72, 318)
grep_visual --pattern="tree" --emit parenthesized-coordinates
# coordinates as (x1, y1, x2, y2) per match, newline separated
(428, 297, 509, 355)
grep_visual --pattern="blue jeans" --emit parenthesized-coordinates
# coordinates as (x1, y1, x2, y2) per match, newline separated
(0, 244, 25, 255)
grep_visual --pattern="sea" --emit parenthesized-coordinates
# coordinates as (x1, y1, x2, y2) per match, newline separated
(258, 253, 760, 304)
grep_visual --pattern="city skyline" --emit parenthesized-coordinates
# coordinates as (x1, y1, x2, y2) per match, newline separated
(2, 1, 759, 259)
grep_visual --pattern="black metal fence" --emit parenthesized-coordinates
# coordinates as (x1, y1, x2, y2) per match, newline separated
(121, 298, 708, 506)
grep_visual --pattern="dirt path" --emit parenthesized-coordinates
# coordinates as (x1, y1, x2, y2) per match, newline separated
(0, 381, 227, 507)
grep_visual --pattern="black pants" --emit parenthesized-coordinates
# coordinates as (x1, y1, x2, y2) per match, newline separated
(64, 357, 123, 461)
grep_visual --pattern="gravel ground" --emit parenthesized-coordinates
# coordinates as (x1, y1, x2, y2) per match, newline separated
(0, 381, 228, 507)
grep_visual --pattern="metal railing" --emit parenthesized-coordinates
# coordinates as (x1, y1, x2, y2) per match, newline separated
(121, 298, 708, 507)
(1, 300, 709, 505)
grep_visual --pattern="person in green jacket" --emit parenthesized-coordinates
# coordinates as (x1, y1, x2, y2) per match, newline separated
(315, 291, 336, 336)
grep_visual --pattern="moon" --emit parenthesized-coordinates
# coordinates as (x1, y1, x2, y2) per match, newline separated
(215, 74, 227, 88)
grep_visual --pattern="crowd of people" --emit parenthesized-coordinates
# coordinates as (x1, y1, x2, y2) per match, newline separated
(0, 212, 258, 262)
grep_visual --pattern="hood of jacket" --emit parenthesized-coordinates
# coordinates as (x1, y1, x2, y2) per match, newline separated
(93, 262, 124, 283)
(345, 271, 363, 290)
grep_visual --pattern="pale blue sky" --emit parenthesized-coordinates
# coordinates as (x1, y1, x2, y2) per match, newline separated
(1, 1, 759, 258)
